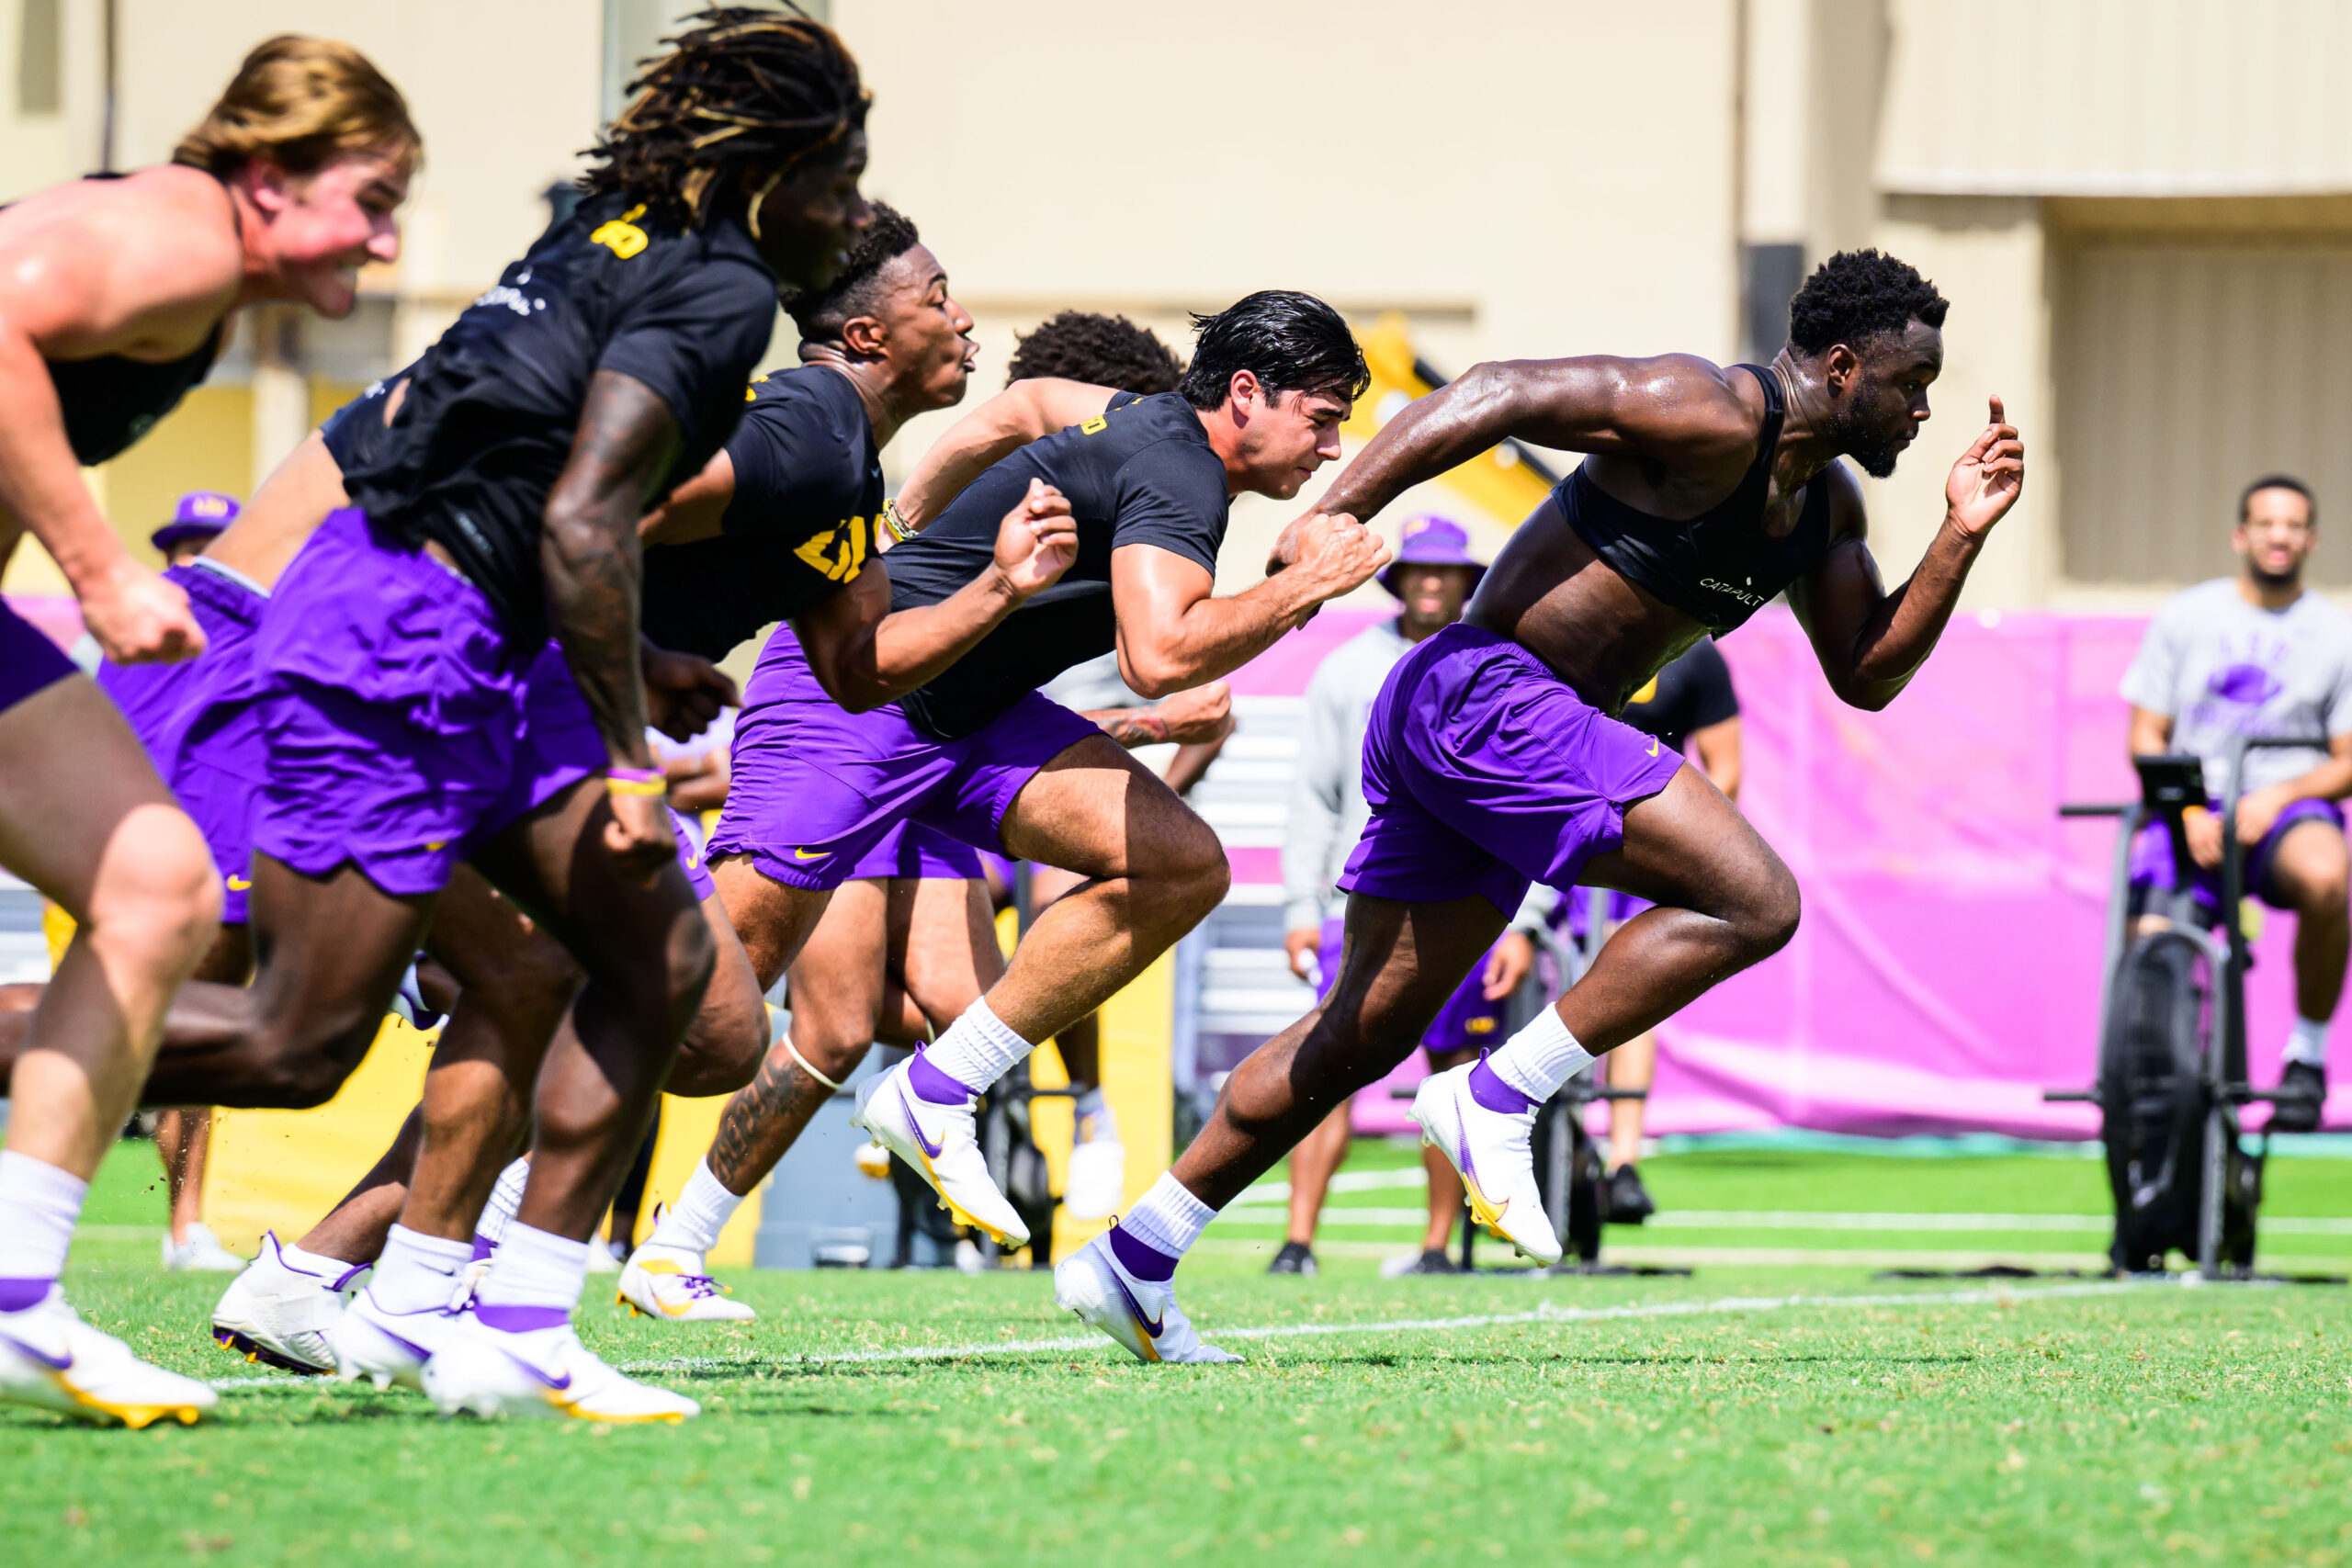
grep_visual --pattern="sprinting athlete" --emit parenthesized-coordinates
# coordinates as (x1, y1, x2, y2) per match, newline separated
(0, 36, 415, 1428)
(187, 7, 874, 1424)
(1057, 249, 2027, 1362)
(690, 289, 1387, 1250)
(228, 203, 1079, 1338)
(619, 309, 1230, 1314)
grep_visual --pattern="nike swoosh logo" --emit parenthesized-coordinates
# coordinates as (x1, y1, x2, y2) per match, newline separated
(1645, 737, 1660, 757)
(791, 848, 827, 862)
(899, 1085, 944, 1160)
(501, 1349, 571, 1392)
(226, 875, 252, 891)
(0, 1329, 71, 1371)
(1106, 1268, 1164, 1339)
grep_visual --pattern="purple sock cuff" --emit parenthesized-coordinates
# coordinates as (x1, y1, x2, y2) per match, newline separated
(475, 1303, 569, 1334)
(469, 1234, 496, 1263)
(908, 1048, 977, 1105)
(0, 1277, 55, 1313)
(1107, 1223, 1177, 1282)
(1469, 1052, 1536, 1114)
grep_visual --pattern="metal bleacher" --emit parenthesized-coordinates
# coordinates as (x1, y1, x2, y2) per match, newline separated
(1170, 694, 1319, 1139)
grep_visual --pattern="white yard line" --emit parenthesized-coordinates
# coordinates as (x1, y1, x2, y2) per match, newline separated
(203, 1279, 2163, 1390)
(1216, 1207, 2352, 1236)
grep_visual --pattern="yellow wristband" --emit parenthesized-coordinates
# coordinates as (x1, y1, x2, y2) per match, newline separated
(606, 773, 668, 797)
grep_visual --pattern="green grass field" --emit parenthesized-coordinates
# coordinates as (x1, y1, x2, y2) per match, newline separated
(7, 1139, 2352, 1566)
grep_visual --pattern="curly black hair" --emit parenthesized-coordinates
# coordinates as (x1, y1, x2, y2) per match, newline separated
(1786, 249, 1948, 355)
(581, 6, 868, 230)
(1005, 311, 1185, 395)
(1177, 289, 1368, 412)
(780, 201, 920, 342)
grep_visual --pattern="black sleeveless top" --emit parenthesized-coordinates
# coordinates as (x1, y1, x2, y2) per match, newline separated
(47, 326, 223, 465)
(31, 173, 224, 465)
(1555, 363, 1834, 634)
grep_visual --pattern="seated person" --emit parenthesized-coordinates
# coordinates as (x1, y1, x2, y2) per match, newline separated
(2120, 473, 2351, 1131)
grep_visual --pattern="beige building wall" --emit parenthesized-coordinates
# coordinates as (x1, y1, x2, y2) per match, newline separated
(1871, 0, 2352, 608)
(10, 0, 2352, 614)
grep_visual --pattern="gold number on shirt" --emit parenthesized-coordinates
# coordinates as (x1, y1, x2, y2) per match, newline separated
(1080, 415, 1107, 434)
(591, 204, 650, 260)
(794, 516, 869, 582)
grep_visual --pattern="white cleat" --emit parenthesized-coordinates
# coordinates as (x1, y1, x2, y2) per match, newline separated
(163, 1223, 247, 1273)
(211, 1232, 357, 1375)
(421, 1317, 699, 1423)
(849, 1059, 1030, 1247)
(327, 1285, 471, 1393)
(1062, 1101, 1126, 1223)
(1053, 1233, 1238, 1366)
(617, 1242, 755, 1323)
(584, 1241, 621, 1276)
(1409, 1061, 1563, 1267)
(0, 1287, 217, 1427)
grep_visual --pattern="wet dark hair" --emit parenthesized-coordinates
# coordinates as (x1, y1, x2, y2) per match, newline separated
(581, 6, 868, 230)
(1006, 311, 1184, 395)
(1176, 289, 1368, 412)
(780, 201, 920, 342)
(1787, 249, 1949, 355)
(2240, 473, 2316, 525)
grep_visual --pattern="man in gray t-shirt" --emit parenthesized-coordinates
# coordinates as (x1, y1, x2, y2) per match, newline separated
(2118, 474, 2351, 1128)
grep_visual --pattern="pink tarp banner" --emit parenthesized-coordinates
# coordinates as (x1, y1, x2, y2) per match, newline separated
(1228, 605, 2349, 1141)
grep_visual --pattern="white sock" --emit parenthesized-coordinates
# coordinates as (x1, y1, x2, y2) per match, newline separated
(0, 1149, 88, 1283)
(1074, 1086, 1108, 1120)
(1487, 1007, 1595, 1102)
(2286, 1016, 2331, 1067)
(368, 1224, 472, 1314)
(474, 1157, 530, 1249)
(474, 1222, 590, 1316)
(923, 998, 1035, 1092)
(279, 1239, 361, 1282)
(647, 1157, 742, 1255)
(1118, 1171, 1216, 1260)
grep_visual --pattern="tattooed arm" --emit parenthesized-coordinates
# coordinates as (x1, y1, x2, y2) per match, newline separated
(1086, 680, 1232, 750)
(541, 368, 684, 874)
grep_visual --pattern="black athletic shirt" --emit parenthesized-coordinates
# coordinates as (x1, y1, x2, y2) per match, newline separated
(338, 190, 777, 637)
(639, 365, 882, 661)
(1618, 637, 1739, 755)
(1556, 363, 1834, 635)
(886, 390, 1230, 739)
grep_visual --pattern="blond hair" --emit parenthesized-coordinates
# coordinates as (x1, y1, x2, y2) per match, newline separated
(174, 36, 420, 181)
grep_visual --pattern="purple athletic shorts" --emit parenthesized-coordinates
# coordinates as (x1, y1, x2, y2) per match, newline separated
(1317, 917, 1505, 1055)
(1339, 623, 1686, 918)
(0, 598, 76, 715)
(707, 627, 1096, 892)
(842, 821, 986, 882)
(671, 807, 715, 900)
(2130, 795, 2346, 911)
(97, 563, 271, 921)
(242, 509, 605, 898)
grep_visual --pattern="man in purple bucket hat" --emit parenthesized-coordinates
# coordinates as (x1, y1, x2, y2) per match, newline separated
(150, 491, 241, 567)
(1274, 513, 1544, 1277)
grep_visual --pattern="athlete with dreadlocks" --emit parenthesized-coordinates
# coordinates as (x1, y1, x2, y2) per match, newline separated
(202, 202, 1079, 1337)
(119, 6, 866, 1423)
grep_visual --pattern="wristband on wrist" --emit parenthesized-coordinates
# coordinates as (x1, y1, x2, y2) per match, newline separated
(606, 766, 667, 798)
(880, 498, 917, 545)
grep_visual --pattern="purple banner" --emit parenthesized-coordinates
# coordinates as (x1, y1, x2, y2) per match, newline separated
(1230, 607, 2347, 1139)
